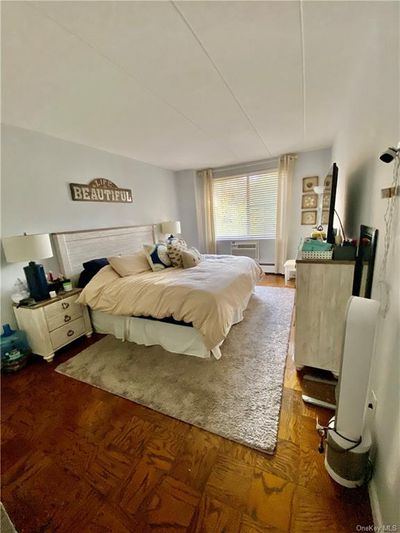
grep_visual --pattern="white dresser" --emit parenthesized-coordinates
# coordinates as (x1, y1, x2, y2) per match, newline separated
(294, 259, 355, 376)
(13, 288, 92, 362)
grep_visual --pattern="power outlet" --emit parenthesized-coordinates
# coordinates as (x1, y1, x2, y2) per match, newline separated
(368, 390, 378, 415)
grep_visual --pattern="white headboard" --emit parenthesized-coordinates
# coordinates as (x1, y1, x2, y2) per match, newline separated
(52, 224, 156, 280)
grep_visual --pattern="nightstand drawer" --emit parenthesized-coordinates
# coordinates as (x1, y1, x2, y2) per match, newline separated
(44, 294, 81, 321)
(13, 288, 92, 362)
(50, 318, 86, 350)
(46, 308, 83, 332)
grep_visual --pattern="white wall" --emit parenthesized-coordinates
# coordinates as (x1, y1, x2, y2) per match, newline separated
(175, 169, 203, 250)
(331, 2, 399, 526)
(1, 124, 179, 327)
(287, 147, 332, 259)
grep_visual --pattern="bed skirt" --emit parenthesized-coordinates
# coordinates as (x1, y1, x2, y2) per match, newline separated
(90, 310, 223, 359)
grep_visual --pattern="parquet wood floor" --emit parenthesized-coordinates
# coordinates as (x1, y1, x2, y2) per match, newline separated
(1, 275, 372, 532)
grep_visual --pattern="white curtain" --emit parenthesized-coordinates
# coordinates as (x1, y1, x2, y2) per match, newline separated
(275, 154, 297, 274)
(198, 168, 216, 254)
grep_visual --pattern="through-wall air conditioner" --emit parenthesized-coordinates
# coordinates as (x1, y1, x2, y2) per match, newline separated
(231, 241, 260, 261)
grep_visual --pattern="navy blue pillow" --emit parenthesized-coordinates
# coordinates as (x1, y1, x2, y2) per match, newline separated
(82, 258, 109, 273)
(78, 269, 94, 288)
(78, 258, 109, 288)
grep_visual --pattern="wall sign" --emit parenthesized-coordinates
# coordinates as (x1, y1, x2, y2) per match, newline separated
(69, 178, 133, 203)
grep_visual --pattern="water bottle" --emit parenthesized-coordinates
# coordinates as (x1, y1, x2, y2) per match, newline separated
(1, 324, 31, 373)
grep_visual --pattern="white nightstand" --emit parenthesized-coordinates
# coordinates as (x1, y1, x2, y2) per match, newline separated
(13, 288, 92, 363)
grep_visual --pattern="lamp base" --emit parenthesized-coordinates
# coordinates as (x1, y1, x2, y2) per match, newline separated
(23, 261, 50, 301)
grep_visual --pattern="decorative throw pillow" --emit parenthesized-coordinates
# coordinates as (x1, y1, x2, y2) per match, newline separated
(143, 243, 171, 271)
(108, 251, 151, 277)
(167, 238, 188, 267)
(181, 248, 202, 269)
(82, 257, 109, 273)
(79, 258, 110, 288)
(190, 246, 201, 257)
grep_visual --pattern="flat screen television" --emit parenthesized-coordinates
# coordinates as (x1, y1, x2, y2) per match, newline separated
(325, 162, 339, 244)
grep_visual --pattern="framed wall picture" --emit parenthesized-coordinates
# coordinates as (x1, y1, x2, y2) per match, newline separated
(301, 210, 317, 225)
(302, 193, 318, 209)
(323, 192, 331, 208)
(302, 176, 319, 193)
(324, 174, 333, 190)
(322, 209, 329, 225)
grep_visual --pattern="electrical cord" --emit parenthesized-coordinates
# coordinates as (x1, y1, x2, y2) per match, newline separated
(364, 459, 374, 485)
(317, 419, 362, 454)
(326, 429, 362, 453)
(318, 428, 362, 454)
(334, 209, 346, 241)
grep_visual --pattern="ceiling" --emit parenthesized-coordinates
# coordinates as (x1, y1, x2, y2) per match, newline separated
(1, 1, 387, 170)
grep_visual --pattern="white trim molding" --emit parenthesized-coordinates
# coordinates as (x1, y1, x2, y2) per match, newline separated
(369, 479, 383, 528)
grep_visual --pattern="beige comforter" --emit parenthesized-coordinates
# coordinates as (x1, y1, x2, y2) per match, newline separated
(78, 255, 263, 349)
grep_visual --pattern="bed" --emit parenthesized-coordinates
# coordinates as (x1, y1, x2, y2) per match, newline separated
(53, 225, 262, 359)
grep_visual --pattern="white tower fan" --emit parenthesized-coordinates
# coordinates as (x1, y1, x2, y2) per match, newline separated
(323, 296, 380, 488)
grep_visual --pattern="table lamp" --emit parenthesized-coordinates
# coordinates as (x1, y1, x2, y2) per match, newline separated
(2, 233, 53, 301)
(161, 221, 181, 241)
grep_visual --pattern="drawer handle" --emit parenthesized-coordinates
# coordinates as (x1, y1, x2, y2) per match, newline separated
(64, 315, 71, 323)
(62, 302, 70, 310)
(67, 329, 74, 337)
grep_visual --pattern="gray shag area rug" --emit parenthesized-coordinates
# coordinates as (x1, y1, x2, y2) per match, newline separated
(56, 286, 294, 454)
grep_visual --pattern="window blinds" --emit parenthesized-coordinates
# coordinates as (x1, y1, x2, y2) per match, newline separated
(213, 171, 278, 239)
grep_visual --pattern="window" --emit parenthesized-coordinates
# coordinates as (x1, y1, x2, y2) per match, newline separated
(213, 170, 278, 239)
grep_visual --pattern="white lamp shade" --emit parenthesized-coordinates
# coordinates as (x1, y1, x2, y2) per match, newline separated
(313, 186, 325, 195)
(161, 221, 181, 235)
(2, 234, 53, 263)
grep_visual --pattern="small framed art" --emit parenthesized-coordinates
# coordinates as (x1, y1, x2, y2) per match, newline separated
(322, 209, 329, 225)
(302, 193, 318, 209)
(324, 174, 332, 190)
(323, 192, 331, 208)
(301, 210, 317, 225)
(303, 176, 319, 192)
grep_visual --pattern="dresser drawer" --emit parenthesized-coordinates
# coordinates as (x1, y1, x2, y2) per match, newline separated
(50, 317, 86, 350)
(44, 294, 82, 321)
(46, 308, 83, 332)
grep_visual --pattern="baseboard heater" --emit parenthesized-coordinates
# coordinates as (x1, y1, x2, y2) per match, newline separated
(259, 263, 275, 273)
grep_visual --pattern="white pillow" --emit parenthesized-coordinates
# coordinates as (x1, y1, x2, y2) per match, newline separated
(108, 251, 151, 277)
(143, 243, 172, 271)
(181, 248, 202, 269)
